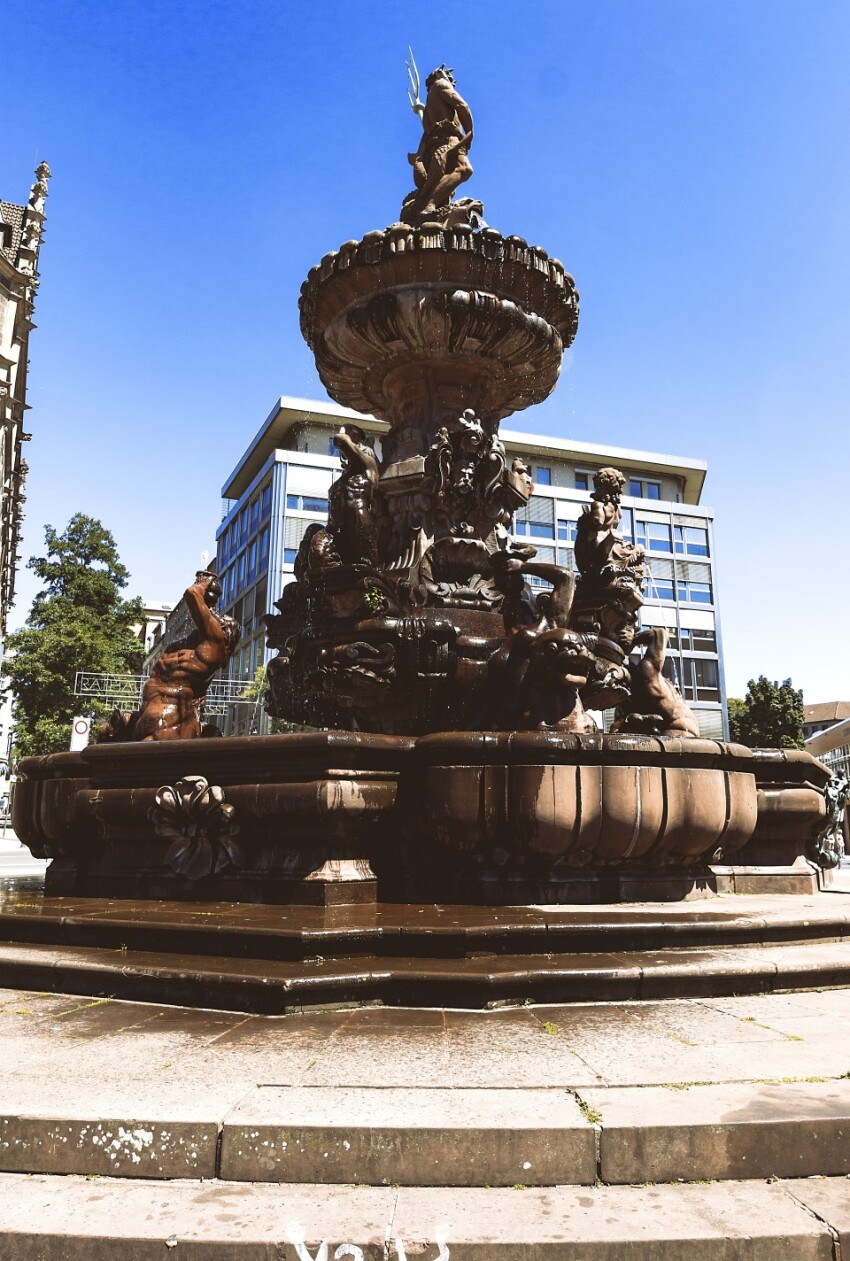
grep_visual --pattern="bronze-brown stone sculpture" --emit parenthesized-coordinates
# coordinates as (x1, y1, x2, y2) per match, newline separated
(135, 573, 240, 740)
(99, 572, 241, 743)
(613, 627, 701, 738)
(401, 54, 481, 229)
(266, 68, 701, 741)
(13, 59, 842, 918)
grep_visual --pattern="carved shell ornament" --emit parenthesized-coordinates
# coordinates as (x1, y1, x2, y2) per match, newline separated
(148, 775, 242, 880)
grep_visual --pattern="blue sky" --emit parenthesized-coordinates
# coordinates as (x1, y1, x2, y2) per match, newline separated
(5, 0, 849, 701)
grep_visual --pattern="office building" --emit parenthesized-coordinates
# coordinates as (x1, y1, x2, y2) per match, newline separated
(216, 396, 727, 737)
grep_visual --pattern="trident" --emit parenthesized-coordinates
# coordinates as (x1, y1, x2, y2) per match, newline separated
(405, 47, 425, 119)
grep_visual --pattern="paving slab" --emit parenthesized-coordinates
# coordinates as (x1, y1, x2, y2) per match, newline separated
(220, 1086, 596, 1186)
(784, 1176, 850, 1250)
(581, 1079, 850, 1183)
(0, 1174, 835, 1259)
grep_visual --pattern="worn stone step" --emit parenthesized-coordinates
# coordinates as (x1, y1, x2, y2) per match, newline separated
(0, 937, 841, 1013)
(6, 1081, 850, 1188)
(0, 1172, 844, 1258)
(583, 1079, 850, 1184)
(3, 893, 850, 964)
(3, 936, 850, 1013)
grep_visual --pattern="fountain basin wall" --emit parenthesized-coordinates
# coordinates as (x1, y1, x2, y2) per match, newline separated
(12, 732, 831, 905)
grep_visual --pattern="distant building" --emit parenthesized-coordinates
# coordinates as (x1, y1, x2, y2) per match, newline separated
(134, 601, 173, 659)
(803, 701, 850, 744)
(0, 163, 50, 637)
(215, 396, 727, 735)
(214, 397, 728, 738)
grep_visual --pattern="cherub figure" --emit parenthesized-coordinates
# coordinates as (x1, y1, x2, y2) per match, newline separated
(574, 467, 627, 577)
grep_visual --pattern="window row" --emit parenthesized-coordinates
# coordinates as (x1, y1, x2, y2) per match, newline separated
(219, 481, 273, 563)
(287, 493, 329, 514)
(220, 527, 270, 604)
(519, 515, 709, 558)
(645, 577, 712, 604)
(659, 655, 720, 702)
(620, 512, 709, 557)
(664, 626, 717, 653)
(230, 632, 266, 684)
(226, 579, 268, 639)
(574, 470, 662, 499)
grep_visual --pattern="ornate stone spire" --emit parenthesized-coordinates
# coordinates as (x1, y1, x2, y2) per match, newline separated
(17, 162, 51, 298)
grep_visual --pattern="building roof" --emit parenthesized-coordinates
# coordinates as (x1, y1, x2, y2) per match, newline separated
(806, 716, 850, 757)
(804, 701, 850, 726)
(0, 200, 25, 267)
(222, 395, 709, 503)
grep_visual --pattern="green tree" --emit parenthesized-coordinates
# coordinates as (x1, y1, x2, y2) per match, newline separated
(5, 514, 144, 757)
(727, 676, 804, 749)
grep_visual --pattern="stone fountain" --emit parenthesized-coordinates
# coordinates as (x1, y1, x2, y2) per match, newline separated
(12, 63, 844, 929)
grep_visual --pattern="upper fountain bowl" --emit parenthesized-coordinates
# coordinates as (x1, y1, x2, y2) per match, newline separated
(299, 225, 579, 439)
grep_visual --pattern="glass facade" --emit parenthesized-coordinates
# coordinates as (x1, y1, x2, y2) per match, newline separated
(215, 418, 726, 738)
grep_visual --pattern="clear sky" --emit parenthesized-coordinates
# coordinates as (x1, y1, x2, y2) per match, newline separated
(4, 0, 849, 702)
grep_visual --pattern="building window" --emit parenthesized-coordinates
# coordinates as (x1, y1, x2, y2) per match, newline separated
(694, 658, 720, 700)
(286, 494, 328, 513)
(678, 626, 716, 652)
(261, 482, 272, 518)
(328, 437, 337, 456)
(557, 518, 577, 543)
(646, 577, 675, 601)
(619, 508, 633, 540)
(536, 466, 551, 485)
(636, 521, 672, 553)
(284, 548, 297, 565)
(629, 478, 662, 500)
(259, 526, 269, 565)
(575, 471, 591, 491)
(250, 497, 260, 532)
(674, 525, 709, 557)
(515, 519, 555, 539)
(680, 580, 712, 604)
(247, 540, 258, 584)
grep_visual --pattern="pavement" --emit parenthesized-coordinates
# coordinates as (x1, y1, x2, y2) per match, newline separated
(2, 982, 850, 1255)
(3, 856, 850, 1254)
(0, 830, 46, 878)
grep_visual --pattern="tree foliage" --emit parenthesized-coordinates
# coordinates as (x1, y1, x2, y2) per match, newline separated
(727, 676, 804, 750)
(6, 515, 144, 757)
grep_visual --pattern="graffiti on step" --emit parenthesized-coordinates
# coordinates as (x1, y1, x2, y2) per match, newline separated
(289, 1225, 450, 1261)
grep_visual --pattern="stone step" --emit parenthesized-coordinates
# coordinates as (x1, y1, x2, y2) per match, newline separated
(5, 1081, 850, 1188)
(2, 936, 850, 1012)
(0, 1172, 846, 1258)
(3, 893, 850, 965)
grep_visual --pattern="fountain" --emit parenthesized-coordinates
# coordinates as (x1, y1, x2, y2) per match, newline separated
(10, 63, 844, 952)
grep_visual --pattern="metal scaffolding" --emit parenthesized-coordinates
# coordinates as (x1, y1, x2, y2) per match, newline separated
(73, 672, 256, 718)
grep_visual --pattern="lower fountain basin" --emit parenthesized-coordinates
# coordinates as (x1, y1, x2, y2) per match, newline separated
(12, 732, 831, 906)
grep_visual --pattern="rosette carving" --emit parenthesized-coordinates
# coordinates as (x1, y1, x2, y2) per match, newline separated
(149, 775, 242, 880)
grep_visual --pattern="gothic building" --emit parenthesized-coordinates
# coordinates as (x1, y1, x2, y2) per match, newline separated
(0, 163, 50, 635)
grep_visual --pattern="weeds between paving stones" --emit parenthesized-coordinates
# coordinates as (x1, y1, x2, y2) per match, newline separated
(575, 1095, 602, 1124)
